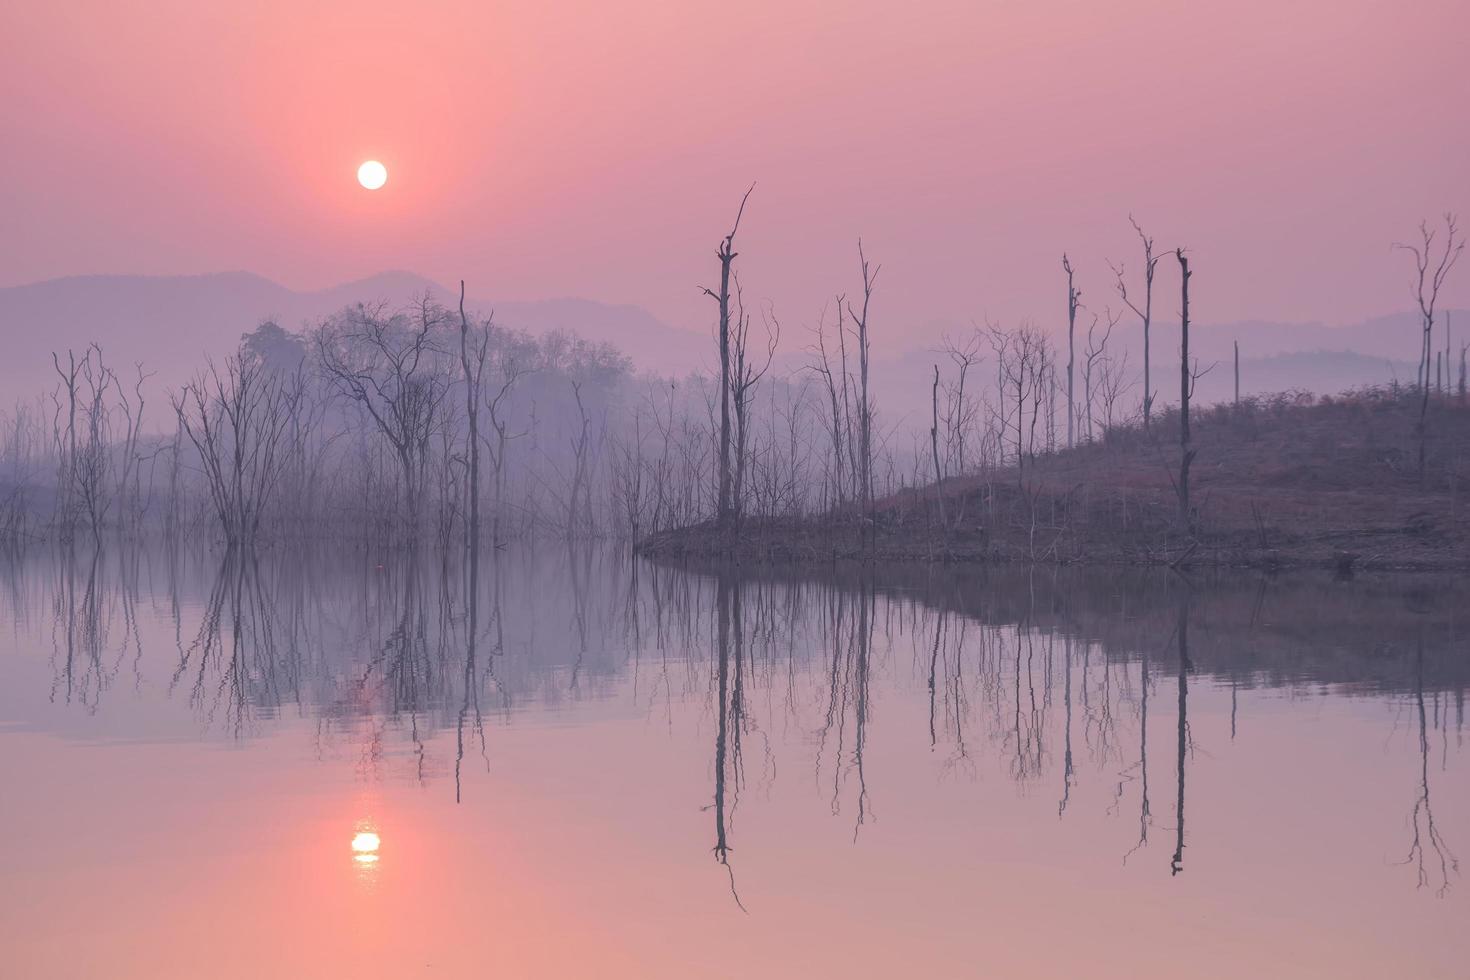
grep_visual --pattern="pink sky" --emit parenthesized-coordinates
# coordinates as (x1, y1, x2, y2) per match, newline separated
(2, 0, 1467, 345)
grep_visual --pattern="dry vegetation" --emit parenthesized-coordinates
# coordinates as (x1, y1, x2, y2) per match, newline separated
(641, 386, 1470, 570)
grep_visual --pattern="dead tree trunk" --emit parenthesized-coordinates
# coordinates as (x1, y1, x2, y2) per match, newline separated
(458, 281, 487, 559)
(1446, 311, 1453, 398)
(930, 364, 946, 529)
(1082, 309, 1117, 443)
(702, 185, 755, 532)
(1176, 249, 1196, 534)
(50, 351, 81, 543)
(729, 282, 778, 524)
(1395, 215, 1464, 486)
(846, 242, 879, 544)
(1063, 254, 1080, 448)
(1112, 219, 1159, 428)
(1234, 340, 1240, 407)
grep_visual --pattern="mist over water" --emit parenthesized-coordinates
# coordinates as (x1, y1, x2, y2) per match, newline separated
(1, 545, 1465, 977)
(5, 1, 1467, 975)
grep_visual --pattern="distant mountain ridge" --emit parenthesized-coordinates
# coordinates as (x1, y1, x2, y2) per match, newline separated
(1, 270, 1459, 419)
(0, 271, 711, 405)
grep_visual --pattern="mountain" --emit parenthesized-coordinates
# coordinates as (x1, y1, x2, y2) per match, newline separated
(0, 271, 710, 408)
(2, 270, 1460, 430)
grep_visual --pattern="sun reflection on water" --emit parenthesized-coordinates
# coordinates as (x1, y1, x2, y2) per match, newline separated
(351, 828, 381, 875)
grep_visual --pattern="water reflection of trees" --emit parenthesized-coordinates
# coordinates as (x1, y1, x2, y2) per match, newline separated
(17, 547, 1467, 895)
(48, 545, 141, 713)
(816, 581, 874, 834)
(1403, 632, 1460, 896)
(676, 561, 1464, 892)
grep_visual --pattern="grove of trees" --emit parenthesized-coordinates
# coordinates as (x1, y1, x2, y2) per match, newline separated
(0, 208, 1463, 553)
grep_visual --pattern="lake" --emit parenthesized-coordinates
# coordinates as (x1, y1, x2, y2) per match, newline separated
(1, 546, 1465, 978)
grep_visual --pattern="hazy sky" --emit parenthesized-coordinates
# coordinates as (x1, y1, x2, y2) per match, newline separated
(3, 0, 1467, 345)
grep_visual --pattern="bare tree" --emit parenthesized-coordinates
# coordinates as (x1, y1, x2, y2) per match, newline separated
(1233, 340, 1242, 407)
(172, 352, 303, 547)
(49, 351, 89, 543)
(1176, 249, 1197, 534)
(317, 299, 451, 540)
(1081, 308, 1118, 443)
(610, 403, 650, 543)
(480, 328, 537, 546)
(1394, 214, 1464, 483)
(458, 282, 489, 558)
(1446, 311, 1453, 396)
(846, 242, 879, 535)
(988, 323, 1048, 482)
(701, 184, 755, 530)
(51, 346, 124, 544)
(808, 302, 851, 510)
(1095, 348, 1135, 435)
(1063, 254, 1081, 448)
(940, 331, 983, 474)
(728, 284, 779, 521)
(113, 362, 154, 534)
(1111, 216, 1160, 428)
(566, 379, 593, 539)
(930, 363, 946, 528)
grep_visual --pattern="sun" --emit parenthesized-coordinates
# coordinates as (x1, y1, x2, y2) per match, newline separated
(357, 160, 388, 190)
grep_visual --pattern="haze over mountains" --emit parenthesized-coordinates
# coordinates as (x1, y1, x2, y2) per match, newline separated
(0, 270, 710, 390)
(0, 270, 1454, 426)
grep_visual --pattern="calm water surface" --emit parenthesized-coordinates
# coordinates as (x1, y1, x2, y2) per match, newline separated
(1, 547, 1466, 978)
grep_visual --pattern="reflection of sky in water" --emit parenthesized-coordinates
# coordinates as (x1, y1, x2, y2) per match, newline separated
(0, 547, 1465, 978)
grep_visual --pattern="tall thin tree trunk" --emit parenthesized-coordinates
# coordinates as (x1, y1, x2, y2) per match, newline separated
(1233, 340, 1240, 407)
(1143, 298, 1153, 428)
(1063, 254, 1079, 449)
(1418, 311, 1432, 485)
(1177, 250, 1196, 534)
(458, 282, 481, 561)
(717, 252, 733, 528)
(703, 186, 753, 533)
(931, 364, 945, 529)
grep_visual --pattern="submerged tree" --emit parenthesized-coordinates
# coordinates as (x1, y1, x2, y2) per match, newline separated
(317, 299, 453, 541)
(458, 281, 489, 557)
(172, 351, 304, 547)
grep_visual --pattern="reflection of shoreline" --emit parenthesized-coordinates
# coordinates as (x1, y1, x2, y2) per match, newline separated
(20, 546, 1470, 729)
(11, 543, 1465, 896)
(654, 558, 1470, 696)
